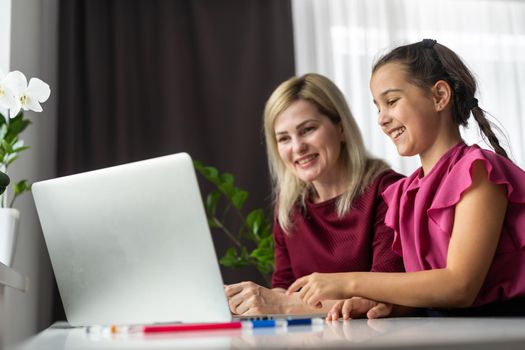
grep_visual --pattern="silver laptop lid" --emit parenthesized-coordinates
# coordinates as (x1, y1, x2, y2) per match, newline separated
(33, 152, 231, 326)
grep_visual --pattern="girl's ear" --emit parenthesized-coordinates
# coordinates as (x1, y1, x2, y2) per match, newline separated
(432, 80, 452, 112)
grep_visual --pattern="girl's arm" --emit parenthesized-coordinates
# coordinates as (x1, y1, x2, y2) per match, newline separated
(288, 161, 508, 308)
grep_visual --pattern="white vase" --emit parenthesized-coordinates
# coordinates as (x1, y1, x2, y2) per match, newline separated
(0, 208, 20, 266)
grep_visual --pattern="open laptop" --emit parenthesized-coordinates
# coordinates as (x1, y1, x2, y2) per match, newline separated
(33, 152, 325, 327)
(33, 152, 235, 326)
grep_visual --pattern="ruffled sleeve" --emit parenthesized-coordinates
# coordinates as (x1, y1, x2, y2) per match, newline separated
(427, 147, 525, 252)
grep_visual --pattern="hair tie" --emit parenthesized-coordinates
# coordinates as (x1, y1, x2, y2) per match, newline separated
(421, 39, 437, 49)
(466, 97, 479, 110)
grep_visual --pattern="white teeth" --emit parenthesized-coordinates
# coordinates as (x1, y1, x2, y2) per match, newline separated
(391, 127, 406, 139)
(297, 155, 317, 165)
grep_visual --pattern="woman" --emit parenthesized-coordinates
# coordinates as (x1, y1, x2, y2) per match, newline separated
(226, 73, 405, 318)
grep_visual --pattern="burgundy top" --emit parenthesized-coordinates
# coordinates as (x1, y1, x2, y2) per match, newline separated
(272, 170, 405, 289)
(383, 142, 525, 306)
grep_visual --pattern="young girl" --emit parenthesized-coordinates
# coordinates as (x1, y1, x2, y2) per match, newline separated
(287, 39, 525, 318)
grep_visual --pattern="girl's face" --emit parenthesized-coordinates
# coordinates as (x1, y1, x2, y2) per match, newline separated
(370, 62, 442, 158)
(274, 99, 344, 187)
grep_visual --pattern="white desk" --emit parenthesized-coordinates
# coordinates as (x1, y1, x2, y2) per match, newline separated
(14, 317, 525, 350)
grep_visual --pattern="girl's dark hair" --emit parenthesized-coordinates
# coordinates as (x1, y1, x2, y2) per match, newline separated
(372, 39, 509, 159)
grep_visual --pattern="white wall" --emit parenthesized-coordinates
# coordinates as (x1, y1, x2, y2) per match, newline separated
(0, 0, 11, 72)
(5, 0, 57, 346)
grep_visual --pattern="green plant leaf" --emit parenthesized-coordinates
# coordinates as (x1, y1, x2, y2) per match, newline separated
(219, 247, 249, 268)
(12, 145, 30, 153)
(0, 124, 8, 143)
(231, 189, 248, 209)
(2, 140, 13, 154)
(193, 160, 221, 185)
(193, 159, 203, 170)
(246, 209, 264, 241)
(250, 235, 275, 274)
(206, 191, 221, 216)
(6, 155, 19, 166)
(12, 138, 22, 147)
(220, 173, 234, 186)
(13, 180, 31, 195)
(218, 182, 234, 198)
(203, 166, 220, 184)
(5, 113, 30, 143)
(0, 170, 9, 195)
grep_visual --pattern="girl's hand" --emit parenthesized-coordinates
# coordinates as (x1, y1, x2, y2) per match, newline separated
(326, 297, 393, 320)
(287, 272, 351, 308)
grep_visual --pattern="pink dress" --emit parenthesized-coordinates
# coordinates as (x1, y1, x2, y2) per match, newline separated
(383, 142, 525, 306)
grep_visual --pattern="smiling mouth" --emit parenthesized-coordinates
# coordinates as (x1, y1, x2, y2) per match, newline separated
(295, 154, 318, 166)
(389, 127, 406, 140)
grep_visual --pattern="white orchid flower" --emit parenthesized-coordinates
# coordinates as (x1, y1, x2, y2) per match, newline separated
(0, 70, 19, 112)
(1, 71, 28, 117)
(19, 78, 51, 114)
(5, 71, 50, 118)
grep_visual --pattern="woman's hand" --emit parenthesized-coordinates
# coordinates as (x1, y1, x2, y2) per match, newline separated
(286, 272, 352, 308)
(225, 282, 285, 315)
(326, 297, 393, 320)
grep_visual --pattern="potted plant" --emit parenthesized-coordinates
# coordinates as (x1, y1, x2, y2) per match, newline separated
(0, 69, 50, 266)
(194, 160, 274, 286)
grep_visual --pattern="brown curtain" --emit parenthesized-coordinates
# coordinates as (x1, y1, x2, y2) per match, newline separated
(56, 0, 295, 319)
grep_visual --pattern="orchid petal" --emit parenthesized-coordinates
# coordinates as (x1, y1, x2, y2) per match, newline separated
(0, 70, 5, 80)
(27, 78, 51, 102)
(0, 85, 18, 110)
(23, 96, 43, 112)
(3, 71, 27, 96)
(9, 104, 21, 118)
(0, 94, 13, 108)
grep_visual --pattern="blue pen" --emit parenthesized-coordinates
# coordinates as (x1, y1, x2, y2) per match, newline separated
(286, 318, 311, 326)
(286, 317, 325, 326)
(245, 319, 288, 329)
(245, 317, 324, 329)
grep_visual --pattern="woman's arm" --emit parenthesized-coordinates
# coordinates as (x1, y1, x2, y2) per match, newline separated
(225, 282, 337, 315)
(288, 161, 508, 308)
(370, 173, 405, 273)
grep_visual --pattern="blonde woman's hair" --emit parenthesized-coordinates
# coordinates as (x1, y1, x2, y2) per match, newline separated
(264, 73, 390, 232)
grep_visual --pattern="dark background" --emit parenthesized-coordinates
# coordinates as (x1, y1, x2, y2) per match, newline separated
(54, 0, 295, 320)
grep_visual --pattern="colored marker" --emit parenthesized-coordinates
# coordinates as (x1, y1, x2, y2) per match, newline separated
(86, 322, 242, 335)
(248, 319, 286, 328)
(249, 318, 324, 328)
(286, 317, 324, 326)
(142, 321, 243, 333)
(86, 317, 324, 335)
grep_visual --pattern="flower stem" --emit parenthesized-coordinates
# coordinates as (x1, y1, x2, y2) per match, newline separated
(0, 109, 10, 208)
(211, 217, 243, 248)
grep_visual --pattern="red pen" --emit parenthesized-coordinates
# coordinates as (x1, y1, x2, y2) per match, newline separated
(141, 321, 243, 334)
(97, 322, 245, 334)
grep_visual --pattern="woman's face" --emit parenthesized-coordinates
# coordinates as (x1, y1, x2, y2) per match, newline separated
(370, 62, 441, 158)
(274, 99, 344, 186)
